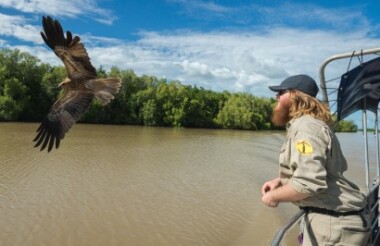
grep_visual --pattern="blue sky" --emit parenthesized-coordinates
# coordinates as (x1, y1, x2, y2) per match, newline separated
(1, 0, 380, 124)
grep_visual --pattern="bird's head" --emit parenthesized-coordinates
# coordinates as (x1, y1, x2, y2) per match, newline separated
(58, 78, 71, 88)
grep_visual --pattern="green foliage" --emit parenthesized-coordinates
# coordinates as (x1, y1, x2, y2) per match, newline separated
(0, 77, 28, 120)
(332, 115, 358, 132)
(141, 99, 158, 126)
(0, 49, 46, 121)
(214, 93, 273, 130)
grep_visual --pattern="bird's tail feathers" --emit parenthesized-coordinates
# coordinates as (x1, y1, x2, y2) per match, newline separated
(85, 78, 122, 105)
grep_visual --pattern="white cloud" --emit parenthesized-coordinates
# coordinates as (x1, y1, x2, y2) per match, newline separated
(100, 28, 377, 96)
(253, 3, 369, 30)
(10, 27, 377, 98)
(181, 60, 213, 77)
(0, 13, 42, 43)
(167, 1, 370, 34)
(168, 0, 232, 15)
(0, 0, 116, 24)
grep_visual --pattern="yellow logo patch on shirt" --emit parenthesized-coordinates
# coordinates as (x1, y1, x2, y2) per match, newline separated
(296, 140, 313, 155)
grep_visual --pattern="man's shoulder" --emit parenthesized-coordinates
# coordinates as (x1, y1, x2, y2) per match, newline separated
(288, 116, 333, 145)
(290, 115, 328, 131)
(292, 115, 325, 124)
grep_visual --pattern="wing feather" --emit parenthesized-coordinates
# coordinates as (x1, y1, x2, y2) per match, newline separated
(34, 88, 94, 152)
(41, 16, 96, 79)
(65, 31, 72, 46)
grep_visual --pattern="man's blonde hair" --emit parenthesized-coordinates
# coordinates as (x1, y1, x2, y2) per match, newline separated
(288, 90, 332, 125)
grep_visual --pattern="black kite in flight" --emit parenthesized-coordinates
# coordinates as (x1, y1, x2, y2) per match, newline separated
(34, 16, 121, 152)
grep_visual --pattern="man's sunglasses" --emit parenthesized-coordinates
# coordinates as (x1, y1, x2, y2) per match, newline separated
(277, 90, 289, 96)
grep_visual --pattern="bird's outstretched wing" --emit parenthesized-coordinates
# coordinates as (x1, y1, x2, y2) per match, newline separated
(34, 88, 94, 152)
(41, 16, 96, 79)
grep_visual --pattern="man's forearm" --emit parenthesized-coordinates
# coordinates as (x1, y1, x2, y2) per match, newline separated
(270, 183, 309, 202)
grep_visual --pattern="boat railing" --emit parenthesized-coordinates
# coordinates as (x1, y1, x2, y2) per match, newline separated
(271, 210, 305, 246)
(368, 180, 380, 245)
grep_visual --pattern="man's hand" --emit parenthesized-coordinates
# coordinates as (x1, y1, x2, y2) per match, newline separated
(261, 177, 282, 195)
(261, 177, 309, 207)
(262, 192, 279, 207)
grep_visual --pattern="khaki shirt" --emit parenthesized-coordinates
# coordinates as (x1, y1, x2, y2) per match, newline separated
(279, 115, 366, 212)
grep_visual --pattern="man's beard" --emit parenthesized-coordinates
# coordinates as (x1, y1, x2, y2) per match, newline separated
(271, 102, 290, 127)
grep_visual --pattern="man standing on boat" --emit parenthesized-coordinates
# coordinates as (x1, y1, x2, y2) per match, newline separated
(261, 74, 370, 245)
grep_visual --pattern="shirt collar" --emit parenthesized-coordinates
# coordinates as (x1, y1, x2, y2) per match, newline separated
(286, 118, 296, 130)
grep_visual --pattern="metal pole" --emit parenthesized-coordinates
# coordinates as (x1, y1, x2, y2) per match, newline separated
(318, 47, 380, 104)
(363, 101, 370, 189)
(376, 110, 380, 178)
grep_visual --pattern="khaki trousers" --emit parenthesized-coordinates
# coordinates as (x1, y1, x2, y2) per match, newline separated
(300, 212, 370, 246)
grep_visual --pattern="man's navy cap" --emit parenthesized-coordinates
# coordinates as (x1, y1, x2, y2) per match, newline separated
(269, 74, 319, 97)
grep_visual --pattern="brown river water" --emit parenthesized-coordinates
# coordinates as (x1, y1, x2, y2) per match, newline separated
(0, 123, 376, 245)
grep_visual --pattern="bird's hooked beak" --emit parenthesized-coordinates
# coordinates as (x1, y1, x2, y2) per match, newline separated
(58, 78, 71, 87)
